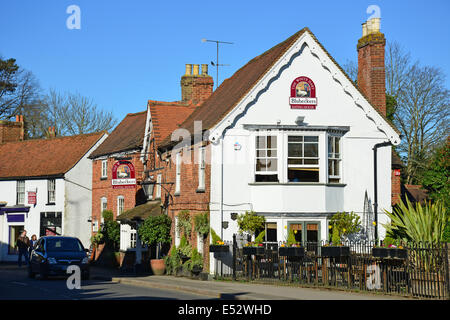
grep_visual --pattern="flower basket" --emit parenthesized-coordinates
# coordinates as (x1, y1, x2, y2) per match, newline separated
(321, 246, 350, 258)
(372, 247, 407, 259)
(209, 245, 229, 253)
(279, 246, 305, 257)
(243, 246, 265, 256)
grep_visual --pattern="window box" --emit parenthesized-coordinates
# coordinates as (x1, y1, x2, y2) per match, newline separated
(279, 246, 305, 257)
(243, 246, 265, 256)
(321, 246, 350, 257)
(372, 247, 407, 259)
(209, 245, 229, 253)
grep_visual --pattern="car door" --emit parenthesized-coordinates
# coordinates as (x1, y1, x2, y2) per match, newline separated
(31, 239, 46, 272)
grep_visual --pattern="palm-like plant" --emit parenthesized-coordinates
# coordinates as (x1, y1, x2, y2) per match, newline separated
(383, 198, 448, 244)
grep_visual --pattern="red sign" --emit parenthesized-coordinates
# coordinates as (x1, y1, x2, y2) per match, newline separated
(112, 161, 136, 189)
(289, 76, 317, 109)
(28, 192, 37, 205)
(394, 169, 401, 176)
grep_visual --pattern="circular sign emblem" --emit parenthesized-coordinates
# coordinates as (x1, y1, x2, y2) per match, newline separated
(289, 76, 317, 109)
(112, 160, 136, 189)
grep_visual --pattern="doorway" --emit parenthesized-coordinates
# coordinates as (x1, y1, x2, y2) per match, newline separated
(8, 225, 24, 255)
(288, 221, 321, 252)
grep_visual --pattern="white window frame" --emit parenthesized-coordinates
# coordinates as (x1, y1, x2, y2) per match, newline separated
(101, 160, 108, 179)
(117, 196, 124, 216)
(100, 197, 107, 224)
(156, 174, 162, 199)
(175, 216, 180, 247)
(130, 226, 137, 249)
(198, 147, 206, 190)
(328, 135, 342, 183)
(16, 180, 25, 205)
(255, 133, 278, 181)
(286, 135, 320, 182)
(175, 152, 181, 195)
(197, 232, 204, 254)
(47, 179, 56, 204)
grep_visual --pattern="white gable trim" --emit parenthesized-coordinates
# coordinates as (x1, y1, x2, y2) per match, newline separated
(208, 31, 400, 146)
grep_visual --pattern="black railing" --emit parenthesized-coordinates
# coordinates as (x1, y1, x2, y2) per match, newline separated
(211, 236, 449, 300)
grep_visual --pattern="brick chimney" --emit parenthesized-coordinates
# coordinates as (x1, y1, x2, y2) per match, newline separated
(0, 115, 24, 143)
(357, 17, 386, 116)
(181, 64, 214, 104)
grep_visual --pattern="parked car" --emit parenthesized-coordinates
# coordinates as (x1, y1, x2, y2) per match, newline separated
(28, 236, 90, 280)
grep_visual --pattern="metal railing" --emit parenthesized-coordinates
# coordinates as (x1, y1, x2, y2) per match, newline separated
(211, 236, 449, 300)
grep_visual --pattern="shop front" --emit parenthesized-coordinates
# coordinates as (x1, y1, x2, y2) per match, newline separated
(0, 204, 30, 261)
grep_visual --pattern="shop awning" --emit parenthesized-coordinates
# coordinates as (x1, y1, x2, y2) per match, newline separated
(116, 200, 162, 224)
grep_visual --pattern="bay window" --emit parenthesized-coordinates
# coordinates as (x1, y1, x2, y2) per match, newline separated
(255, 134, 278, 182)
(287, 135, 319, 182)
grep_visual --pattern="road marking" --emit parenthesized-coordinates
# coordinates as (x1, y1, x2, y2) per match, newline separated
(11, 281, 28, 286)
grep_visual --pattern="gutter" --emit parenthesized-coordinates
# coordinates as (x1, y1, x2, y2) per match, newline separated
(372, 141, 391, 241)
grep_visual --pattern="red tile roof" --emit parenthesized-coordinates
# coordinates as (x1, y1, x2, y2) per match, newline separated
(0, 131, 106, 179)
(89, 111, 147, 158)
(148, 100, 197, 146)
(159, 27, 399, 149)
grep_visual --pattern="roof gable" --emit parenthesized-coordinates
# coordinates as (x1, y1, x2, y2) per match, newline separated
(0, 132, 106, 179)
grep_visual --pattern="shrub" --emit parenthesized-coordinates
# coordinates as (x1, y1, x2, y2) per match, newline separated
(184, 248, 203, 272)
(101, 210, 120, 251)
(237, 211, 265, 237)
(178, 235, 192, 257)
(210, 228, 223, 245)
(138, 214, 172, 259)
(329, 211, 361, 241)
(164, 246, 181, 275)
(287, 229, 299, 246)
(254, 230, 265, 244)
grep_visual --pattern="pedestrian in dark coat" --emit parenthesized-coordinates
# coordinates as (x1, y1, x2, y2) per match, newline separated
(15, 230, 30, 267)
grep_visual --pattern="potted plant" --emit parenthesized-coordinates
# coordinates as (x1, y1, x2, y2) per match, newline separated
(243, 231, 266, 256)
(237, 210, 266, 251)
(138, 214, 172, 275)
(209, 228, 229, 252)
(183, 248, 203, 277)
(322, 211, 360, 258)
(177, 235, 192, 263)
(279, 229, 304, 257)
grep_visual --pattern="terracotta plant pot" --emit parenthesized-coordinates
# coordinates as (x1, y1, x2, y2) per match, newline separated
(150, 259, 166, 275)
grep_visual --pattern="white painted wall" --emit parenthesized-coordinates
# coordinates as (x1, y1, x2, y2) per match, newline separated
(65, 133, 108, 248)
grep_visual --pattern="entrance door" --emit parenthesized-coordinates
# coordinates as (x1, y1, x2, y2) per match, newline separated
(8, 225, 24, 255)
(288, 221, 320, 251)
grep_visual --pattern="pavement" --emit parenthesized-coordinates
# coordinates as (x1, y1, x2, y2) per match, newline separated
(89, 265, 410, 300)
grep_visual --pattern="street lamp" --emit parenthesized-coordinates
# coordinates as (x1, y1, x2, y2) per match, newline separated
(201, 38, 233, 89)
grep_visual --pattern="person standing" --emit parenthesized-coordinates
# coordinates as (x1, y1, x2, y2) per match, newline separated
(15, 230, 30, 267)
(29, 234, 38, 257)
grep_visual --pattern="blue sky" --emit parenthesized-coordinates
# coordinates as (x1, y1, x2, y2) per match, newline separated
(1, 0, 449, 122)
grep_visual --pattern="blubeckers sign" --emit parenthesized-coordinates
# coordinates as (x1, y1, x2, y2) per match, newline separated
(112, 160, 136, 189)
(289, 76, 317, 109)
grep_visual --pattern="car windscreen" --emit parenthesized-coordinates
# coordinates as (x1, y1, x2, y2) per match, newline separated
(46, 238, 84, 252)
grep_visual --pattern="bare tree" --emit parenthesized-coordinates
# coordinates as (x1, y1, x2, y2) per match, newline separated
(43, 90, 117, 136)
(395, 64, 450, 183)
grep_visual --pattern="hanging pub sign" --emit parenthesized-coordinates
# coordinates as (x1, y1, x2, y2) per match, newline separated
(289, 76, 317, 109)
(111, 160, 136, 189)
(27, 191, 37, 205)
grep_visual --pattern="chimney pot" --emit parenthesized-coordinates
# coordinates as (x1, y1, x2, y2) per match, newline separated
(193, 64, 199, 76)
(201, 64, 208, 75)
(185, 64, 192, 75)
(362, 22, 367, 37)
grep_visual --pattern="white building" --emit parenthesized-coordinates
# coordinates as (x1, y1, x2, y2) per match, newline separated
(157, 19, 400, 274)
(0, 130, 107, 261)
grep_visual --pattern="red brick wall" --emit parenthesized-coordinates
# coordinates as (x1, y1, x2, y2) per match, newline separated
(391, 169, 401, 205)
(357, 33, 386, 116)
(158, 142, 212, 270)
(91, 153, 145, 224)
(181, 75, 214, 105)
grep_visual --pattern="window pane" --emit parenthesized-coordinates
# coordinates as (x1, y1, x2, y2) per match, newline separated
(267, 159, 277, 171)
(304, 136, 318, 142)
(328, 160, 333, 176)
(335, 137, 340, 155)
(288, 143, 302, 157)
(288, 168, 319, 182)
(267, 136, 277, 148)
(288, 159, 303, 165)
(267, 149, 277, 157)
(288, 136, 303, 142)
(256, 159, 267, 171)
(304, 158, 318, 165)
(256, 136, 266, 149)
(304, 143, 318, 157)
(256, 150, 266, 158)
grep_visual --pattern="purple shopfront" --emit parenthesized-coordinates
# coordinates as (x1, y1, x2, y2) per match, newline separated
(0, 204, 30, 259)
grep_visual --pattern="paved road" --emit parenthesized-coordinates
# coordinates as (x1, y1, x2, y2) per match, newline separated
(0, 268, 212, 300)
